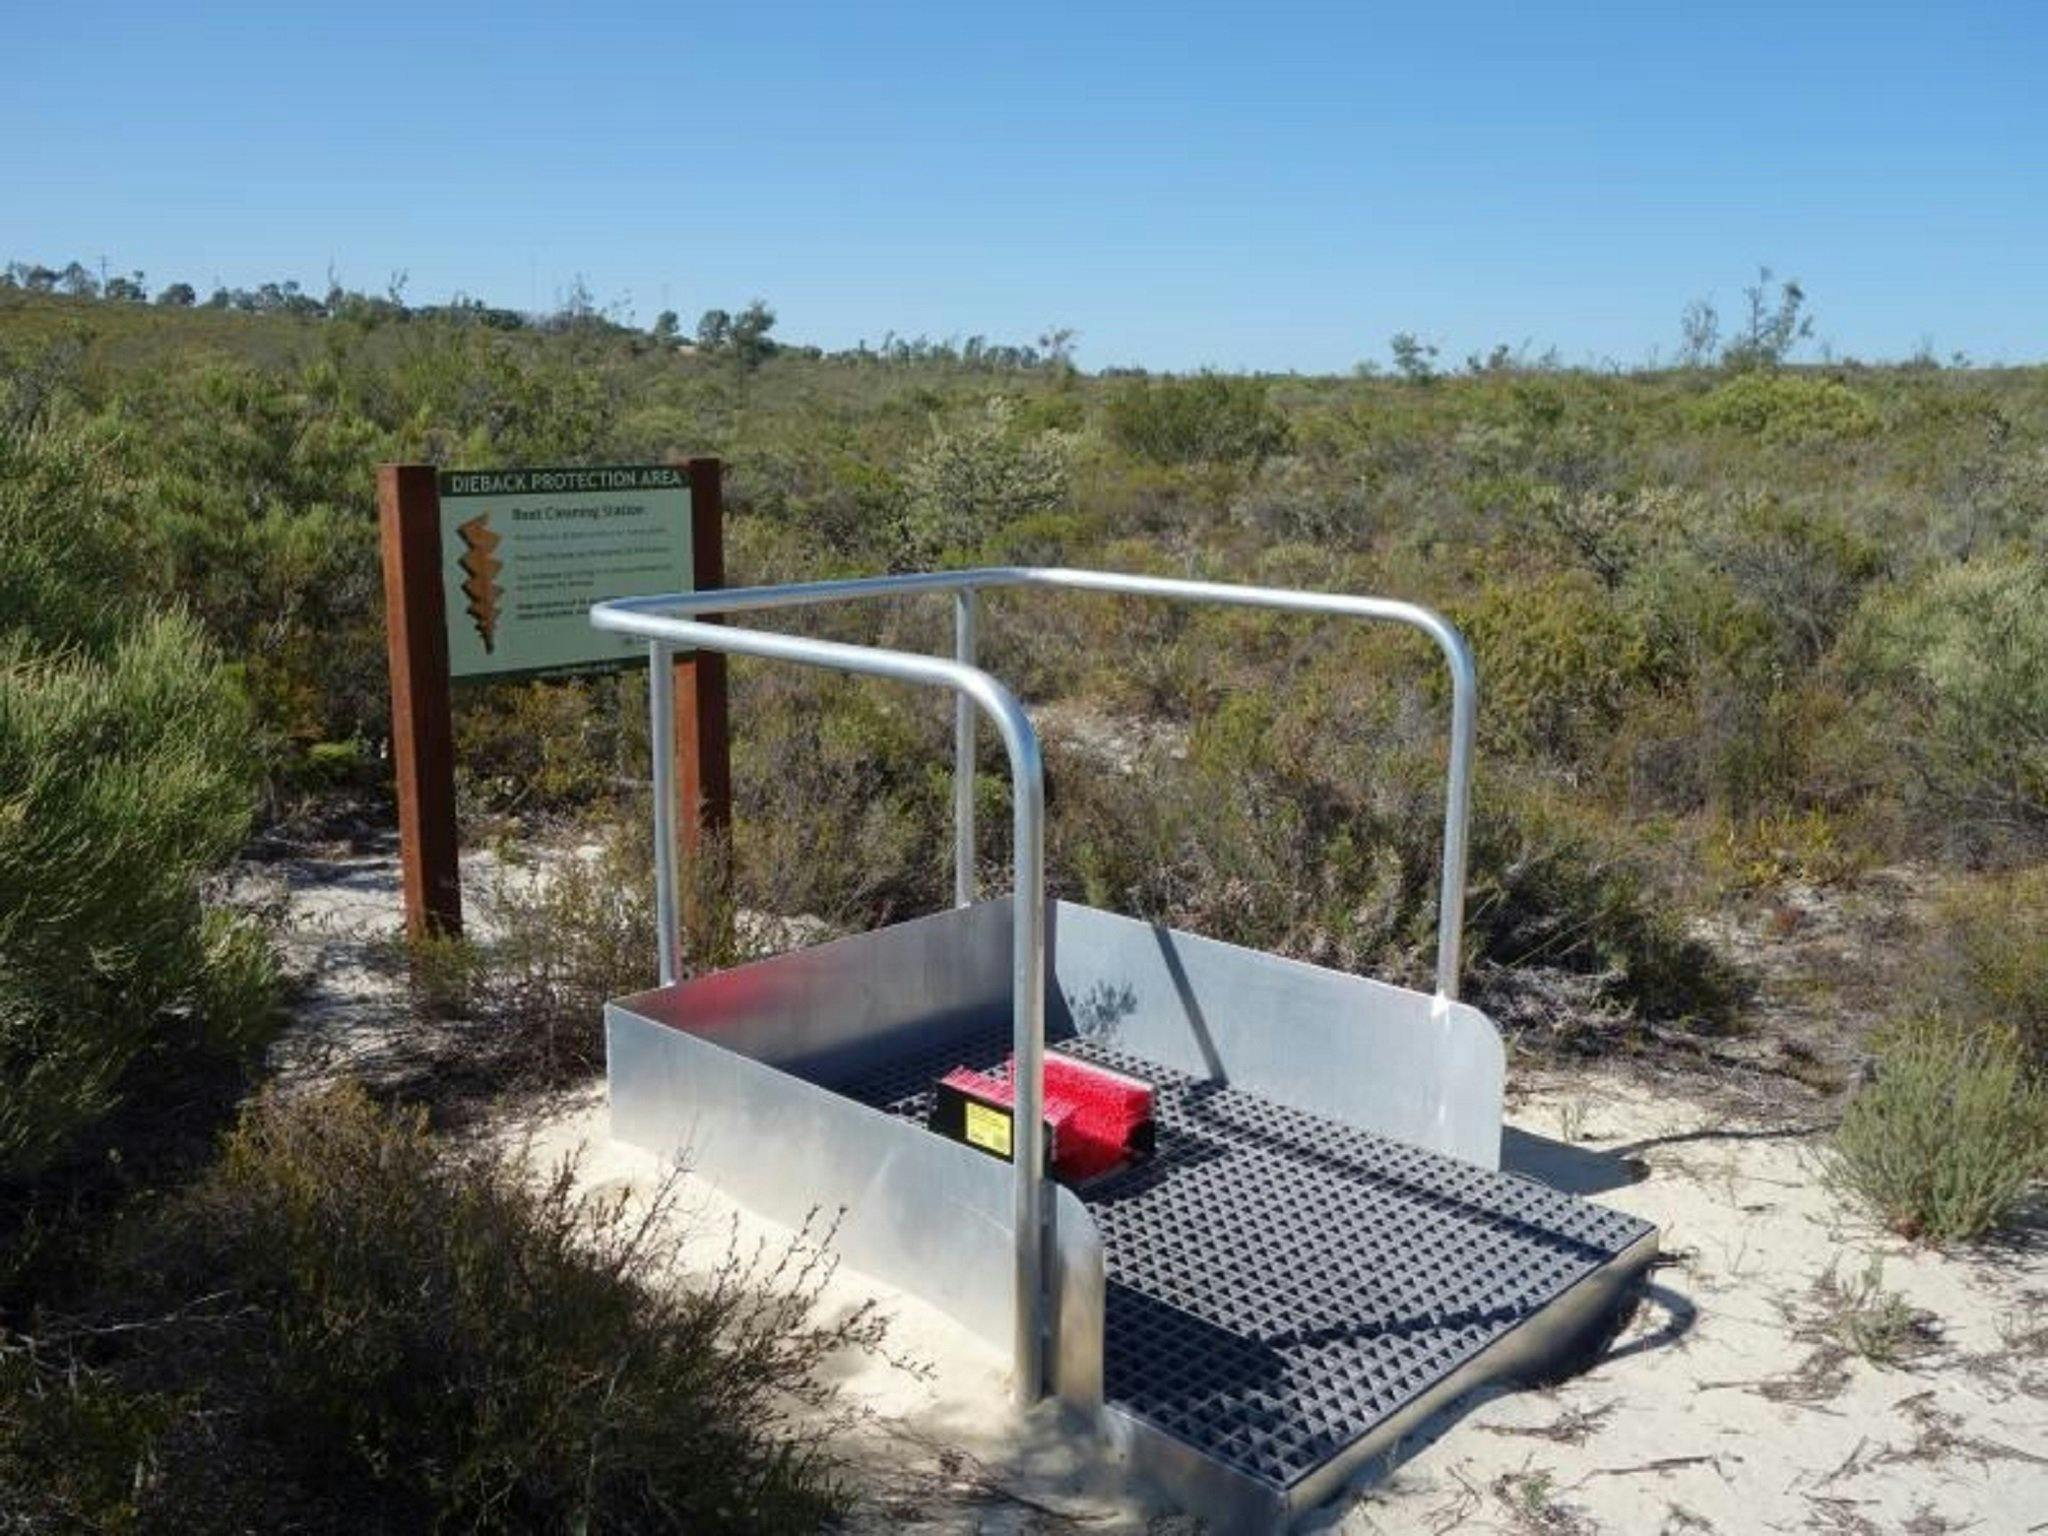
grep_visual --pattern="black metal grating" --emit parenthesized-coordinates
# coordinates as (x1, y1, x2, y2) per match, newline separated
(838, 1029, 1654, 1495)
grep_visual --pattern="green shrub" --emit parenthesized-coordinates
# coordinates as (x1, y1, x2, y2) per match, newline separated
(0, 426, 138, 650)
(1463, 784, 1736, 1029)
(1849, 555, 2048, 852)
(399, 814, 746, 1085)
(899, 395, 1072, 561)
(1927, 867, 2048, 1064)
(730, 669, 952, 924)
(453, 673, 635, 816)
(1829, 1018, 2048, 1244)
(1, 1084, 870, 1532)
(1228, 456, 1376, 546)
(1103, 372, 1291, 465)
(1458, 571, 1661, 763)
(0, 1340, 176, 1533)
(1049, 711, 1733, 1032)
(0, 615, 275, 1182)
(1692, 372, 1880, 445)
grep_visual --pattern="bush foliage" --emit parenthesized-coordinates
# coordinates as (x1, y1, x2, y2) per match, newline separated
(1103, 372, 1291, 465)
(1829, 1019, 2048, 1245)
(1, 424, 275, 1183)
(4, 285, 2047, 1045)
(0, 1085, 870, 1533)
(1851, 554, 2048, 855)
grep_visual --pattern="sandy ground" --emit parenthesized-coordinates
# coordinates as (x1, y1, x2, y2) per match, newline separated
(238, 833, 2048, 1535)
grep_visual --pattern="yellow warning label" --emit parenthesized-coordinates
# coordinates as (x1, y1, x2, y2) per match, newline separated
(963, 1101, 1013, 1159)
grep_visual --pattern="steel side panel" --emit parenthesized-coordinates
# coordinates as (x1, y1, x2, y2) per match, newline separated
(612, 896, 1503, 1169)
(605, 1001, 1103, 1405)
(610, 899, 1015, 1078)
(1047, 901, 1505, 1168)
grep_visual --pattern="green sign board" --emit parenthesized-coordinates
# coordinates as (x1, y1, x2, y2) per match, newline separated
(437, 465, 693, 679)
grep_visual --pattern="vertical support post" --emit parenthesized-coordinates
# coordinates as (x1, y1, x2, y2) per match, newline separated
(377, 463, 462, 941)
(648, 642, 682, 986)
(981, 688, 1047, 1405)
(673, 457, 731, 946)
(952, 588, 979, 907)
(1433, 630, 1478, 1002)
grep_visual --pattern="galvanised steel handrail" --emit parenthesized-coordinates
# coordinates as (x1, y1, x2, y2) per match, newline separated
(591, 568, 1478, 1405)
(596, 567, 1477, 994)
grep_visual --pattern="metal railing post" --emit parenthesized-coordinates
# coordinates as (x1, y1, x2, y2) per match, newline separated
(953, 587, 979, 907)
(647, 642, 682, 986)
(1433, 636, 1478, 1001)
(998, 701, 1047, 1401)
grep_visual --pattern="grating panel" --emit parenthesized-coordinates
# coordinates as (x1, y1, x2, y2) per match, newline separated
(839, 1029, 1654, 1496)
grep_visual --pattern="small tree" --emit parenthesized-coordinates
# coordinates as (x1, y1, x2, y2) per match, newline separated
(1037, 325, 1079, 372)
(156, 281, 197, 307)
(1389, 332, 1439, 385)
(730, 299, 778, 368)
(651, 309, 680, 345)
(696, 302, 777, 368)
(1722, 267, 1812, 371)
(1677, 297, 1721, 367)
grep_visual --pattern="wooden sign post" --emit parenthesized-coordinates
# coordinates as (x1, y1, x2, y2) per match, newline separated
(377, 458, 730, 942)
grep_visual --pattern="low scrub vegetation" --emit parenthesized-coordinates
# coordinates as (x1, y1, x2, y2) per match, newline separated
(1927, 866, 2048, 1065)
(0, 1085, 872, 1533)
(1829, 1018, 2048, 1245)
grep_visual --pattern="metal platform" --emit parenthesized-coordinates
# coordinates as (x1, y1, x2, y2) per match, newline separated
(844, 1027, 1655, 1522)
(607, 898, 1657, 1530)
(591, 567, 1659, 1529)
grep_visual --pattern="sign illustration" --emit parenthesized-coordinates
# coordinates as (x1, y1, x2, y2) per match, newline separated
(455, 514, 503, 653)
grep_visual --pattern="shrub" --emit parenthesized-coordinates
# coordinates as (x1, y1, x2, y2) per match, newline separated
(899, 395, 1072, 561)
(1228, 455, 1376, 546)
(1849, 555, 2048, 854)
(0, 615, 275, 1183)
(1688, 494, 1887, 667)
(1048, 709, 1733, 1034)
(730, 669, 952, 925)
(1516, 483, 1696, 590)
(1103, 372, 1291, 466)
(453, 673, 635, 816)
(1692, 372, 1880, 445)
(0, 1084, 872, 1532)
(1926, 866, 2048, 1064)
(1458, 571, 1661, 763)
(0, 425, 137, 649)
(1463, 783, 1736, 1030)
(1829, 1018, 2048, 1244)
(401, 814, 747, 1085)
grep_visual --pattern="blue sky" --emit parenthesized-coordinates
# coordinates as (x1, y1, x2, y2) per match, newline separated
(6, 1, 2045, 371)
